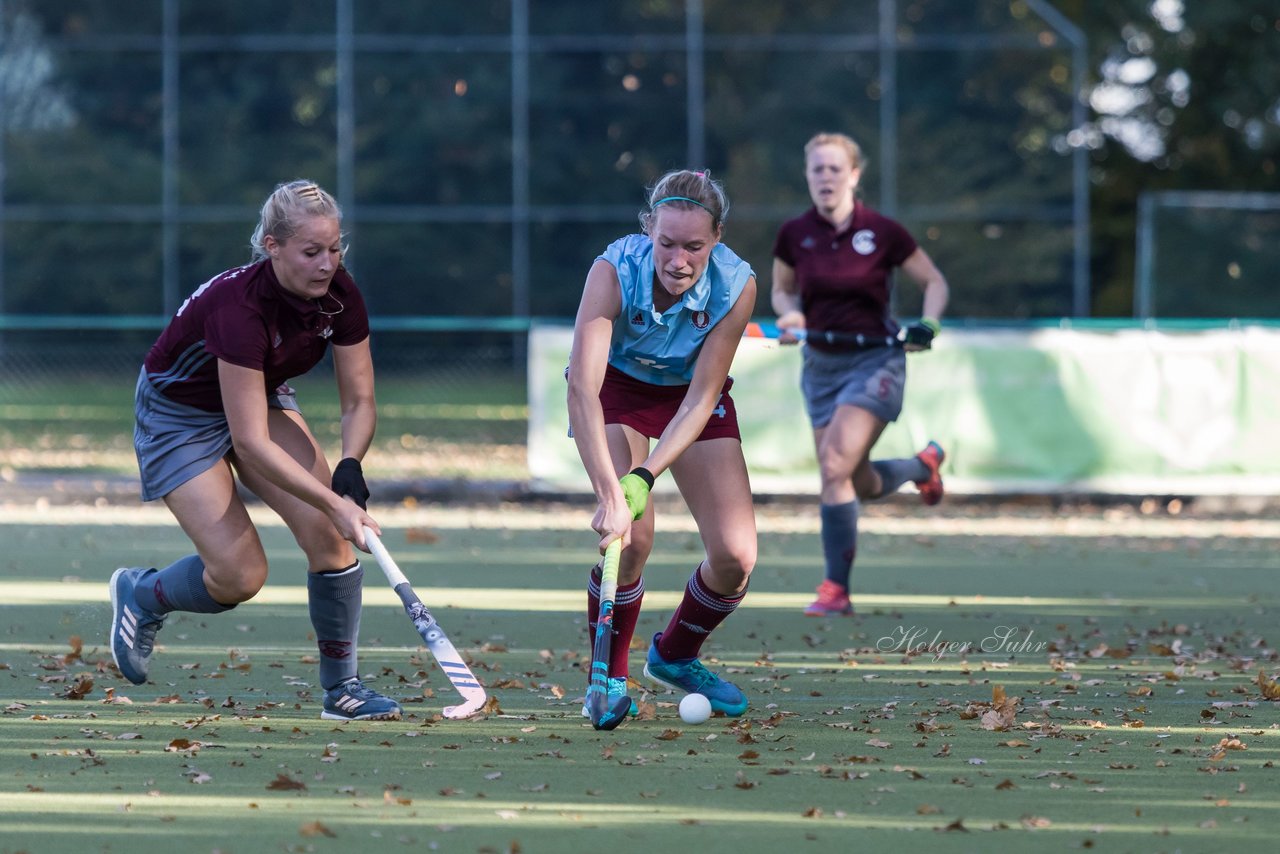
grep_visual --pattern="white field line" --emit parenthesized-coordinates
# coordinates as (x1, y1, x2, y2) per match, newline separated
(1, 501, 1278, 539)
(3, 581, 1250, 610)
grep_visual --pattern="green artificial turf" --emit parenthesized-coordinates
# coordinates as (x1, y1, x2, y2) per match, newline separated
(1, 511, 1277, 854)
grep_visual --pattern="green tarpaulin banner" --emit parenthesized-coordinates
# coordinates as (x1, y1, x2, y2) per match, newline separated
(529, 324, 1280, 495)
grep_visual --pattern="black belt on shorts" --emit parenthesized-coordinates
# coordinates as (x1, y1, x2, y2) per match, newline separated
(805, 330, 903, 350)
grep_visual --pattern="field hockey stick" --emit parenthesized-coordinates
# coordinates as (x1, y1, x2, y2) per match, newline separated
(362, 526, 487, 719)
(586, 538, 632, 731)
(743, 321, 907, 349)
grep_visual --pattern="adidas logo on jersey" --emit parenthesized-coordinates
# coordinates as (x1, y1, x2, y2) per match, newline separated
(630, 311, 646, 327)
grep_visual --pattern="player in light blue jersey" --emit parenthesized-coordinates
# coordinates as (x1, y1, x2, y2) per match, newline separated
(600, 230, 755, 386)
(567, 169, 758, 719)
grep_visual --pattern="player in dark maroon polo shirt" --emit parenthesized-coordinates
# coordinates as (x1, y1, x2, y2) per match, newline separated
(771, 133, 950, 617)
(109, 180, 401, 721)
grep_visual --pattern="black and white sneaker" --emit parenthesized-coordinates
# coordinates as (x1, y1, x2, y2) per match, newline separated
(109, 567, 166, 685)
(321, 678, 402, 721)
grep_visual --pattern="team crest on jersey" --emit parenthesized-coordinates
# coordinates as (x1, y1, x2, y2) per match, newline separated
(630, 310, 646, 327)
(691, 310, 710, 330)
(800, 236, 817, 250)
(320, 325, 333, 339)
(852, 229, 877, 255)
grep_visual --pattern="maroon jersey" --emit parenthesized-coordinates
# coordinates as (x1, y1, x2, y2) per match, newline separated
(772, 203, 917, 349)
(143, 259, 370, 412)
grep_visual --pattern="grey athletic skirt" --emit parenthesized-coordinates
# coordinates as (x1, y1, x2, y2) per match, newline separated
(132, 367, 300, 501)
(800, 345, 907, 428)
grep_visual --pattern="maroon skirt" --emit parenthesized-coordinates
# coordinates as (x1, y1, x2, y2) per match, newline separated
(599, 365, 740, 442)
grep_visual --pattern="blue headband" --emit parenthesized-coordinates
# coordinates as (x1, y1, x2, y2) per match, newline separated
(652, 195, 710, 212)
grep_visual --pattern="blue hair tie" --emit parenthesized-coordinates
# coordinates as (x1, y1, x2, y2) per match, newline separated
(652, 195, 710, 212)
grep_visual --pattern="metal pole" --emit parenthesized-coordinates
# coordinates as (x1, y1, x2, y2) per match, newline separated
(878, 0, 898, 315)
(1133, 192, 1155, 319)
(511, 0, 531, 367)
(1026, 0, 1090, 316)
(336, 0, 355, 269)
(161, 0, 179, 315)
(0, 0, 7, 344)
(878, 0, 897, 218)
(1070, 38, 1089, 316)
(685, 0, 705, 168)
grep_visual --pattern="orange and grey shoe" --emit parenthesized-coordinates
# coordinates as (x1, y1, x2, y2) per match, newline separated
(804, 580, 854, 617)
(915, 440, 946, 506)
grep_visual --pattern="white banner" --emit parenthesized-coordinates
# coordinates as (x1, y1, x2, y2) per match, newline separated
(528, 324, 1280, 495)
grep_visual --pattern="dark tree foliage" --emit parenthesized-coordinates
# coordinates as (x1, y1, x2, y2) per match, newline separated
(1, 1, 1275, 320)
(1053, 0, 1280, 313)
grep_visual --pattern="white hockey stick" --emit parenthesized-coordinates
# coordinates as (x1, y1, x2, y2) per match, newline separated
(363, 526, 487, 719)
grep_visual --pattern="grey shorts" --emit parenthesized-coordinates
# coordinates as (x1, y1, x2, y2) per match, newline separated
(133, 368, 300, 501)
(800, 345, 907, 428)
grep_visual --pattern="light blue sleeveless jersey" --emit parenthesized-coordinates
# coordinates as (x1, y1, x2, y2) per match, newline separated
(600, 234, 754, 386)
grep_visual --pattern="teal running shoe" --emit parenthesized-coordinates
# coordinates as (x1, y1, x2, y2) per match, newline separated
(580, 676, 639, 719)
(642, 633, 748, 717)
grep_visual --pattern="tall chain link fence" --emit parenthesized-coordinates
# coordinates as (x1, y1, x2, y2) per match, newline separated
(1, 0, 1085, 486)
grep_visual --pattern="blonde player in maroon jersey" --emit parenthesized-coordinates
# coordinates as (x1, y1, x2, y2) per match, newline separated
(109, 180, 401, 721)
(771, 133, 950, 617)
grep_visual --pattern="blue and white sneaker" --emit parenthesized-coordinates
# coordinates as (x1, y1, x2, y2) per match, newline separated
(109, 567, 167, 685)
(321, 679, 403, 721)
(643, 633, 748, 717)
(580, 676, 639, 719)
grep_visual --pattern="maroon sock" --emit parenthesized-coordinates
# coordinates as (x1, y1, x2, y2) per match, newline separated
(656, 564, 745, 661)
(587, 567, 645, 678)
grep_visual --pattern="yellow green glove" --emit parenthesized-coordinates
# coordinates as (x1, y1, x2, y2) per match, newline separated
(619, 467, 654, 520)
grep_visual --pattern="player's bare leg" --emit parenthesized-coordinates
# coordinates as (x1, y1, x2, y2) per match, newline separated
(580, 423, 653, 718)
(110, 461, 255, 684)
(642, 438, 755, 716)
(232, 407, 399, 720)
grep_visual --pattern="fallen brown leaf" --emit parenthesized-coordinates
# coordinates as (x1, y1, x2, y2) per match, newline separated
(61, 674, 94, 700)
(64, 636, 84, 664)
(300, 821, 336, 837)
(406, 527, 440, 544)
(267, 774, 307, 791)
(977, 684, 1020, 731)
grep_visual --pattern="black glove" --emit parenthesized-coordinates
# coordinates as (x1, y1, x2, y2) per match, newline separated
(900, 317, 940, 350)
(331, 457, 370, 509)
